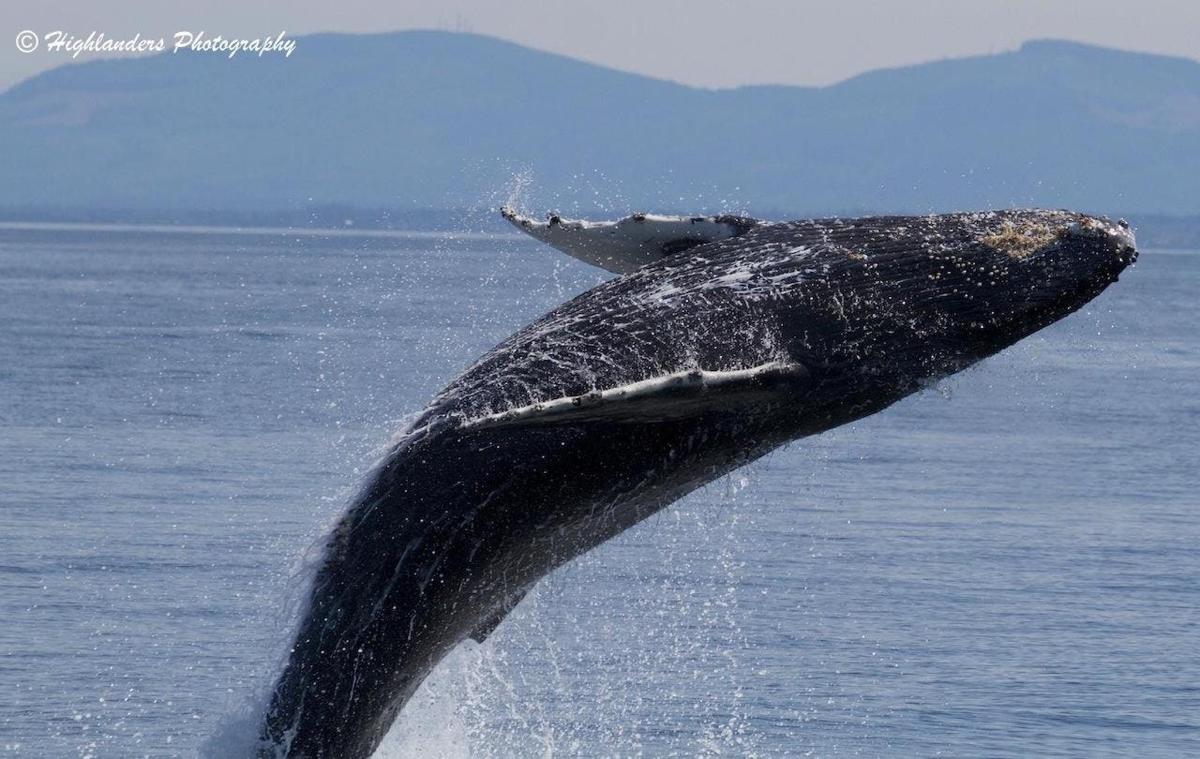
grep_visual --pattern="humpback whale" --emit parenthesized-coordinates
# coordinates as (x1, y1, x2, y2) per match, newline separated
(258, 209, 1136, 757)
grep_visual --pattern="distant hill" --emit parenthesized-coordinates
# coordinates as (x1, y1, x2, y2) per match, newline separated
(2, 32, 1199, 216)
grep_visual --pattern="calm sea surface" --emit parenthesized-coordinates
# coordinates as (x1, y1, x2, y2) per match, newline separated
(0, 226, 1196, 758)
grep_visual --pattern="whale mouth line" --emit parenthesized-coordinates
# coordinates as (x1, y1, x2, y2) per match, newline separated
(461, 360, 808, 430)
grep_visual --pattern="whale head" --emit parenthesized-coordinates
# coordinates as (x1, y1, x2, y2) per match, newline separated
(940, 210, 1137, 355)
(796, 210, 1138, 390)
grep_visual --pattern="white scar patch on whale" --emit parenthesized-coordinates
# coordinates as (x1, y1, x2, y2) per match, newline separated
(461, 361, 807, 430)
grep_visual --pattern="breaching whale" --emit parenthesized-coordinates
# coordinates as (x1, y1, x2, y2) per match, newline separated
(258, 209, 1136, 757)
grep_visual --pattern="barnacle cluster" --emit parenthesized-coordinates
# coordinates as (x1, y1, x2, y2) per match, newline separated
(979, 221, 1062, 259)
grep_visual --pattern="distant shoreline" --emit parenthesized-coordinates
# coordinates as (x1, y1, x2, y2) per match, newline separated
(0, 219, 522, 242)
(2, 210, 1199, 249)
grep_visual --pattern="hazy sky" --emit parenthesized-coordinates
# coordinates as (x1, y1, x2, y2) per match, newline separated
(4, 0, 1199, 92)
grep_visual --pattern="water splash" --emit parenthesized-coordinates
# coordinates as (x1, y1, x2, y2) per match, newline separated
(502, 169, 537, 218)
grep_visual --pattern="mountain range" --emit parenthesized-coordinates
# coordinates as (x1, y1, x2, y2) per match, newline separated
(2, 31, 1199, 218)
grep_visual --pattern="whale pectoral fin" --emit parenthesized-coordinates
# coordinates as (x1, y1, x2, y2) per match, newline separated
(501, 207, 764, 274)
(469, 589, 529, 643)
(465, 361, 808, 431)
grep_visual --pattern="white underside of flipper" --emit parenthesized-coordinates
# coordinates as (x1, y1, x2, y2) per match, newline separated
(462, 361, 807, 430)
(501, 208, 761, 274)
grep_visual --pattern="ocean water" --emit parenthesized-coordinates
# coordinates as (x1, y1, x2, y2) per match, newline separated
(0, 225, 1196, 758)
